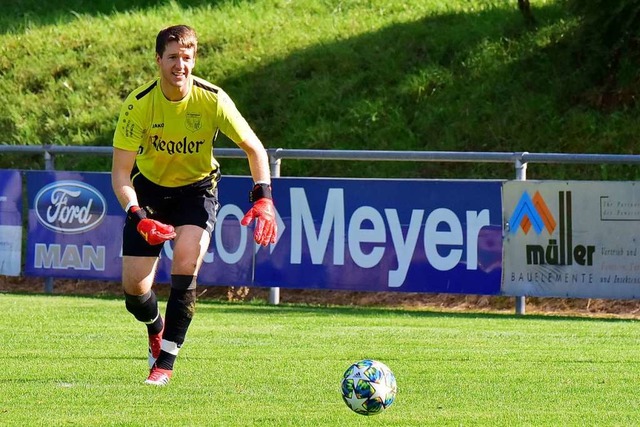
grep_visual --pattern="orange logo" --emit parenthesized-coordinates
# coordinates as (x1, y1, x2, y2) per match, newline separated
(510, 191, 556, 235)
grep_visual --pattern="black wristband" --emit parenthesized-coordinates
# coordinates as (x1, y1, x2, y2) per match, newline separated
(249, 183, 272, 202)
(127, 205, 147, 225)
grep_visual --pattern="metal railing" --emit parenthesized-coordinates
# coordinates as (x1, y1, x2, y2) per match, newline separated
(2, 144, 639, 313)
(3, 144, 639, 167)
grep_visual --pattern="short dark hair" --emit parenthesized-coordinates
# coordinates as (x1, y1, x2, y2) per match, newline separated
(155, 25, 198, 57)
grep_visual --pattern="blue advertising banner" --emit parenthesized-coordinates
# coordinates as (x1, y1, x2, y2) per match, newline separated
(0, 170, 23, 276)
(25, 171, 124, 280)
(24, 172, 503, 295)
(24, 171, 255, 285)
(250, 177, 503, 294)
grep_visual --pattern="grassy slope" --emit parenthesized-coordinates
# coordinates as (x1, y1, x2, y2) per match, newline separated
(0, 0, 637, 180)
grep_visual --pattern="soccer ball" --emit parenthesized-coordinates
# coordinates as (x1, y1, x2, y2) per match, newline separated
(340, 359, 397, 416)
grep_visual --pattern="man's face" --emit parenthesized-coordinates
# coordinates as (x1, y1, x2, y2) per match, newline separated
(156, 41, 196, 92)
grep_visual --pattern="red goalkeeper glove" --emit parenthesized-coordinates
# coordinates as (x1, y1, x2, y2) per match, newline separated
(128, 205, 176, 246)
(241, 183, 277, 246)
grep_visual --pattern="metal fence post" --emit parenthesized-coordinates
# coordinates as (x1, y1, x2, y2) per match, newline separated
(513, 153, 528, 315)
(43, 148, 55, 294)
(43, 147, 54, 171)
(268, 150, 282, 305)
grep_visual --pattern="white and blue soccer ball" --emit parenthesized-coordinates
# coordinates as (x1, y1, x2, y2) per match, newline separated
(340, 359, 397, 416)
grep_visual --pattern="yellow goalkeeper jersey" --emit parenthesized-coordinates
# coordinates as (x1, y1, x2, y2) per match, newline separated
(113, 76, 255, 187)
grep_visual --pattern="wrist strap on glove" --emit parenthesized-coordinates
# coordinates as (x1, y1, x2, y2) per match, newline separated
(249, 183, 272, 202)
(127, 205, 150, 225)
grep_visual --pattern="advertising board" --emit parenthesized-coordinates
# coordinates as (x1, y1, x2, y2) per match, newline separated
(503, 181, 640, 298)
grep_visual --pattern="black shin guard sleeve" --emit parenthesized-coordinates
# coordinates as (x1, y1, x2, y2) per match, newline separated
(163, 275, 197, 345)
(171, 274, 197, 291)
(163, 288, 196, 345)
(124, 290, 159, 323)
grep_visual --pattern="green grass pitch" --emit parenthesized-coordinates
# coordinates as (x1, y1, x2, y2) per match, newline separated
(1, 292, 640, 426)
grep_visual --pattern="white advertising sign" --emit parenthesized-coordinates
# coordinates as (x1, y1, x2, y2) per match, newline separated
(0, 170, 23, 276)
(503, 181, 640, 299)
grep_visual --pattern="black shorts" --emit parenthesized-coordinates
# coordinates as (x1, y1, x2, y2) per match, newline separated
(122, 168, 221, 257)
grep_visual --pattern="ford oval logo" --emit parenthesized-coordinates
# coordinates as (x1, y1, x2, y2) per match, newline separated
(34, 180, 107, 234)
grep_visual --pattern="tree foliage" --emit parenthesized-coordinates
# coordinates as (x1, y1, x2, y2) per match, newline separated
(564, 0, 640, 109)
(566, 0, 640, 49)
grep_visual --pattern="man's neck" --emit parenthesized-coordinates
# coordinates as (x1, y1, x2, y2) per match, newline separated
(160, 77, 191, 102)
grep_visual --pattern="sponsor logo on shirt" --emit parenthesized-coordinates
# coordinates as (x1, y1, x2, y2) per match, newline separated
(150, 135, 205, 154)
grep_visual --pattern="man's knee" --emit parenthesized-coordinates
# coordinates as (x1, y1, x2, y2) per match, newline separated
(124, 290, 158, 323)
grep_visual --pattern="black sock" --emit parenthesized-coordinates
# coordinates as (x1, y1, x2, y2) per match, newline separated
(146, 314, 164, 336)
(156, 287, 196, 370)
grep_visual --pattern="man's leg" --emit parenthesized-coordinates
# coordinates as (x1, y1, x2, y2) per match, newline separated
(153, 273, 197, 371)
(147, 225, 210, 385)
(122, 256, 163, 367)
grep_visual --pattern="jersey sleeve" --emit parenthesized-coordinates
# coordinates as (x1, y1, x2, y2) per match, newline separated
(113, 94, 146, 152)
(215, 90, 257, 144)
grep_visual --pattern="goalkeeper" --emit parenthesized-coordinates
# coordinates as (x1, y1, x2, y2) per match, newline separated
(111, 24, 277, 386)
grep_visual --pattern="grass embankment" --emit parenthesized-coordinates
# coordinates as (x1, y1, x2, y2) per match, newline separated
(0, 1, 637, 179)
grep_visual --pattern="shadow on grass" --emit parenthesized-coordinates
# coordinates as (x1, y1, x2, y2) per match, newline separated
(4, 1, 634, 180)
(211, 3, 585, 180)
(0, 0, 246, 34)
(26, 1, 585, 180)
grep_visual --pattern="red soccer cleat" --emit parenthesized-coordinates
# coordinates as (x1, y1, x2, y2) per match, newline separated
(145, 366, 172, 386)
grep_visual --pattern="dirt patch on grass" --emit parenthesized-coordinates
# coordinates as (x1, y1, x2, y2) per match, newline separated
(2, 276, 640, 318)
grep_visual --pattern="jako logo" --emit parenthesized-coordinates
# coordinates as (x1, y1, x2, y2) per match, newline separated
(34, 181, 106, 234)
(509, 190, 595, 266)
